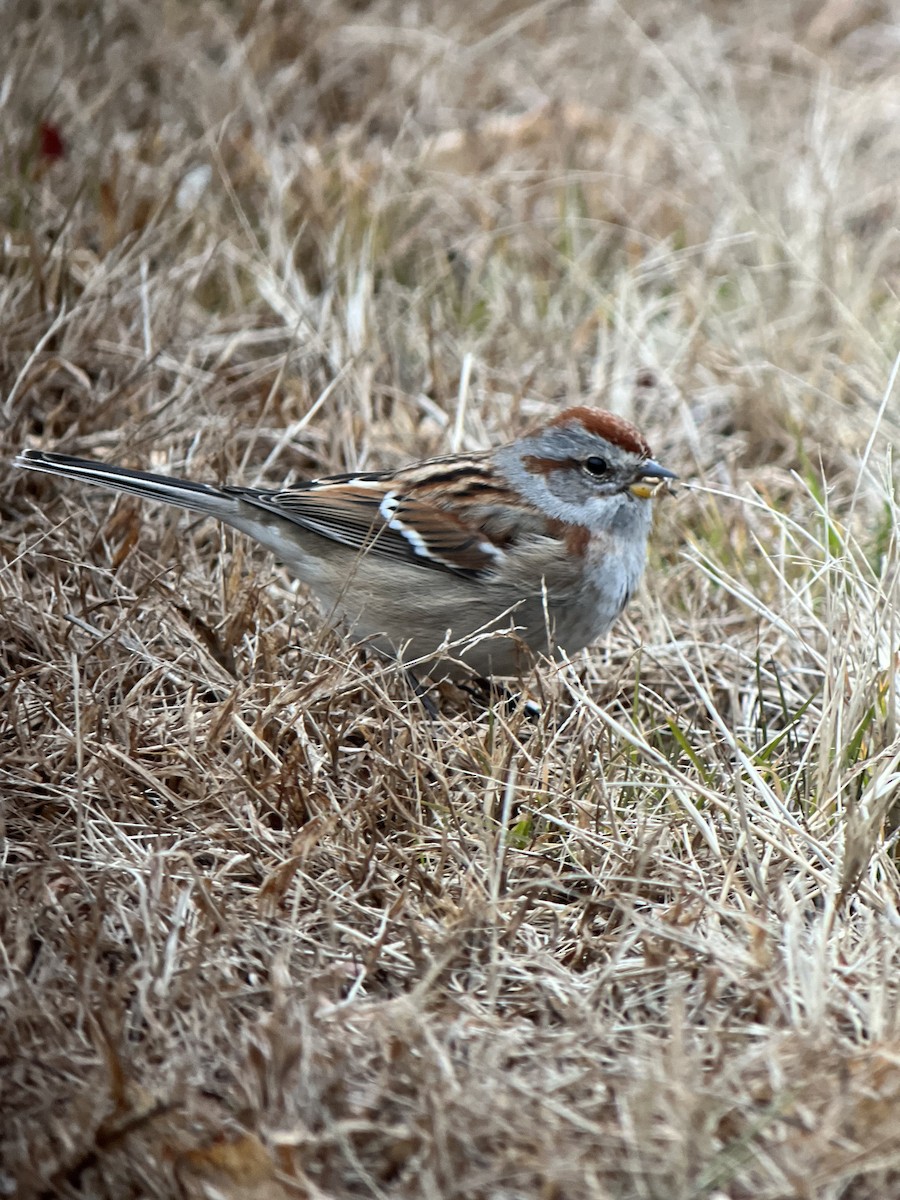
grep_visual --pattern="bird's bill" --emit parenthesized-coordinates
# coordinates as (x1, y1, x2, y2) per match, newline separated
(629, 459, 677, 499)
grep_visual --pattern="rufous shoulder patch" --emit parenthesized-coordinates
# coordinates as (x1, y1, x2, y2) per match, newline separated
(545, 517, 591, 556)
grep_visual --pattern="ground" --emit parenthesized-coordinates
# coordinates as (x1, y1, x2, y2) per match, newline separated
(3, 1, 900, 1197)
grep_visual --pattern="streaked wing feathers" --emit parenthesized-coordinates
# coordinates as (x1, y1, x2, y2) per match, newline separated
(228, 481, 505, 579)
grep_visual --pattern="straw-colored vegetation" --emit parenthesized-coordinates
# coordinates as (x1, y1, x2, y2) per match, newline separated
(3, 2, 900, 1196)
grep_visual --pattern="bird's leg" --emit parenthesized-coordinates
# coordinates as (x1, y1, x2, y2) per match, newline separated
(461, 677, 541, 721)
(405, 669, 441, 720)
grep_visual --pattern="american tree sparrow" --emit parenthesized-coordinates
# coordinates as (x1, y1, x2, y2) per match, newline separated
(15, 408, 675, 679)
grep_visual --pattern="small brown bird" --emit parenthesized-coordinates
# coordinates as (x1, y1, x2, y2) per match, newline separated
(15, 408, 675, 678)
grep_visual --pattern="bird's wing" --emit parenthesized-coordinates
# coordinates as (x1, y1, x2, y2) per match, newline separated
(228, 478, 507, 580)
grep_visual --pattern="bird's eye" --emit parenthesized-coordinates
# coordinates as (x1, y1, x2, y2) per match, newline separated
(583, 456, 609, 477)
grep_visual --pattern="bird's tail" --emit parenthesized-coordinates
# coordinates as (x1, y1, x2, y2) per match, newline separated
(14, 449, 243, 522)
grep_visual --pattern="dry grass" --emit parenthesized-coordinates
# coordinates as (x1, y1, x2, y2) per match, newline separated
(3, 1, 900, 1196)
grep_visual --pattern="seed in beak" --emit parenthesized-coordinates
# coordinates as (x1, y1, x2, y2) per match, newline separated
(628, 459, 677, 499)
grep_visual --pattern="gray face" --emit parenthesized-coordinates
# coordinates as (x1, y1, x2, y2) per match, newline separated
(525, 424, 646, 504)
(493, 420, 674, 533)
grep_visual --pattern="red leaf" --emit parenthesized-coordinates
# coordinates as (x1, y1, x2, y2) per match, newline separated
(39, 121, 66, 161)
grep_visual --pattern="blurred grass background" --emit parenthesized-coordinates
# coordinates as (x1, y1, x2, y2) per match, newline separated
(3, 2, 900, 1196)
